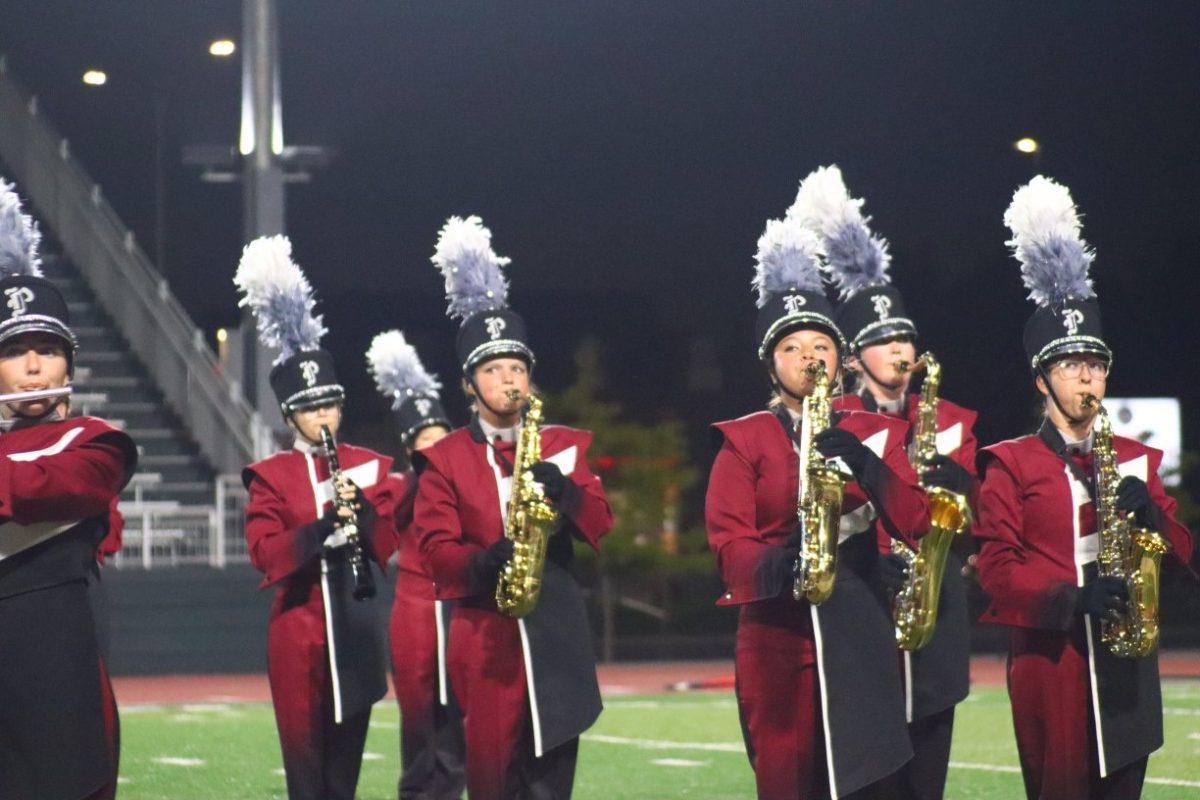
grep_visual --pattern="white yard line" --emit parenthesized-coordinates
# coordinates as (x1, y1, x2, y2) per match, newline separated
(587, 737, 1200, 788)
(582, 734, 743, 753)
(152, 757, 206, 767)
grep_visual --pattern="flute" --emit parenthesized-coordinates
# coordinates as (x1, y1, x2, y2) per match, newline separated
(0, 386, 73, 404)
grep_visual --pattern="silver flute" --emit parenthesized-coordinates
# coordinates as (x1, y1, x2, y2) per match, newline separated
(0, 386, 73, 404)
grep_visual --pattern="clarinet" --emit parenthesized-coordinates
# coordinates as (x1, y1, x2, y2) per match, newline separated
(319, 425, 377, 600)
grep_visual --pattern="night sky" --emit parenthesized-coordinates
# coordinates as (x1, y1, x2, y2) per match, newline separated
(2, 2, 1199, 476)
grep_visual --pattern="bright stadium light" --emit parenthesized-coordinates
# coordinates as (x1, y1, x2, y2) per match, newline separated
(1014, 137, 1040, 154)
(216, 327, 229, 343)
(82, 70, 108, 86)
(210, 39, 236, 57)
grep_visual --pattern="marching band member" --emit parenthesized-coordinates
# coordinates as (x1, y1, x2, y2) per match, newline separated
(794, 166, 976, 799)
(0, 180, 137, 800)
(415, 216, 612, 800)
(974, 176, 1193, 799)
(236, 237, 397, 800)
(366, 330, 466, 800)
(705, 203, 930, 799)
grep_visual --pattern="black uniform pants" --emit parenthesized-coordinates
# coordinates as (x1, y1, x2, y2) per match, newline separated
(890, 705, 956, 800)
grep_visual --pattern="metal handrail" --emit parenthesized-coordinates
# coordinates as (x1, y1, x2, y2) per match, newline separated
(0, 57, 272, 472)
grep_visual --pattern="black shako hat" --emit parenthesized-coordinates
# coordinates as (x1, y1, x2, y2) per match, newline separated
(234, 235, 345, 417)
(755, 289, 844, 360)
(366, 329, 452, 445)
(1022, 298, 1109, 370)
(0, 180, 76, 355)
(0, 275, 77, 352)
(456, 308, 534, 374)
(395, 393, 451, 443)
(1004, 175, 1112, 373)
(834, 284, 917, 351)
(268, 349, 344, 414)
(790, 165, 914, 353)
(752, 202, 845, 360)
(432, 215, 536, 375)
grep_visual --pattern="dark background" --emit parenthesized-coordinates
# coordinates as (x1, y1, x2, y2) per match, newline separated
(2, 0, 1199, 498)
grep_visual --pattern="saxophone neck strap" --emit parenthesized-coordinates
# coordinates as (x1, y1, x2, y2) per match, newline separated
(470, 414, 517, 474)
(771, 405, 844, 450)
(1037, 418, 1097, 504)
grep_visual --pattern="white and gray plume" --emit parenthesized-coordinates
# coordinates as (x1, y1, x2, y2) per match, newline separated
(752, 215, 825, 309)
(0, 178, 43, 279)
(431, 215, 511, 320)
(233, 235, 327, 365)
(1004, 175, 1095, 308)
(788, 165, 891, 300)
(366, 329, 442, 410)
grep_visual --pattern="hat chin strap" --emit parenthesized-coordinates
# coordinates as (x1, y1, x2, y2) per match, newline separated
(467, 375, 518, 421)
(856, 356, 906, 399)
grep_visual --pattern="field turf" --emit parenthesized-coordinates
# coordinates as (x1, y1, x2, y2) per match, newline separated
(115, 681, 1200, 799)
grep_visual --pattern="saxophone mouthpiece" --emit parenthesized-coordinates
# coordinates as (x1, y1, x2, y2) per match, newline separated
(505, 389, 524, 404)
(1082, 393, 1099, 410)
(804, 361, 827, 378)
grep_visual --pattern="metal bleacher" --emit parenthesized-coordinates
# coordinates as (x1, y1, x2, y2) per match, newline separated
(0, 57, 265, 569)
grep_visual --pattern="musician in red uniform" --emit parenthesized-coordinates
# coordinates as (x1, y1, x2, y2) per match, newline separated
(415, 216, 613, 800)
(975, 177, 1194, 800)
(796, 166, 976, 799)
(706, 206, 930, 799)
(367, 330, 466, 800)
(236, 236, 397, 800)
(0, 180, 137, 800)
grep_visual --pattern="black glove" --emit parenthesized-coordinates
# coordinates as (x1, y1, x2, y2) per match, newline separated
(922, 454, 974, 495)
(529, 461, 569, 502)
(470, 538, 515, 591)
(814, 427, 872, 477)
(757, 542, 801, 599)
(1115, 476, 1161, 529)
(879, 552, 910, 594)
(1076, 576, 1129, 619)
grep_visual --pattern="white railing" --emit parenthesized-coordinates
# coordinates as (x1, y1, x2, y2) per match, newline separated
(0, 56, 273, 472)
(113, 475, 250, 569)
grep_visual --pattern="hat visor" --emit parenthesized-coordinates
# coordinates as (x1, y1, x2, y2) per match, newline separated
(282, 385, 346, 412)
(464, 340, 536, 373)
(0, 317, 77, 349)
(1033, 337, 1112, 370)
(853, 318, 918, 350)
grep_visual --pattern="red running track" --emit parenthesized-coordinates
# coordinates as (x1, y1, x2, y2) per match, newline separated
(111, 653, 1200, 706)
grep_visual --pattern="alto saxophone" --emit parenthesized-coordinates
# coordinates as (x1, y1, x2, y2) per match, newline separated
(495, 391, 559, 618)
(319, 425, 377, 601)
(891, 353, 971, 650)
(1087, 395, 1171, 658)
(792, 361, 849, 605)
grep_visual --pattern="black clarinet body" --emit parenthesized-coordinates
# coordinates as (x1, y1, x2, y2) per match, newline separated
(319, 425, 377, 600)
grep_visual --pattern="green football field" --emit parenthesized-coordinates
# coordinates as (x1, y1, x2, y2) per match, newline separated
(116, 681, 1200, 799)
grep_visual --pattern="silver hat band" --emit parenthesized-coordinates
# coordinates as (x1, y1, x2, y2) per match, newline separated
(281, 383, 346, 413)
(759, 312, 847, 360)
(1032, 335, 1112, 369)
(463, 339, 536, 373)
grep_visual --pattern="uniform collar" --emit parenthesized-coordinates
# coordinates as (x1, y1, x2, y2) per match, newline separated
(858, 389, 905, 417)
(0, 409, 65, 432)
(293, 437, 318, 454)
(477, 415, 521, 444)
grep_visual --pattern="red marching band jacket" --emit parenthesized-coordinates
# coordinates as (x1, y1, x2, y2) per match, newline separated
(706, 408, 930, 797)
(243, 441, 398, 723)
(415, 420, 612, 756)
(834, 392, 978, 723)
(385, 469, 437, 598)
(974, 431, 1193, 776)
(0, 416, 137, 799)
